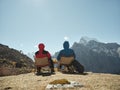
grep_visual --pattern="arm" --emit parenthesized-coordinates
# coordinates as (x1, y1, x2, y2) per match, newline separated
(35, 51, 39, 58)
(73, 50, 76, 59)
(70, 49, 76, 59)
(46, 51, 51, 59)
(57, 51, 62, 61)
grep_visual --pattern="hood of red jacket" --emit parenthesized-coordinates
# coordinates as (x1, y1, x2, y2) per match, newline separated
(38, 43, 45, 52)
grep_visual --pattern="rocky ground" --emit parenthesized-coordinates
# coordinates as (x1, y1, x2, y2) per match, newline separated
(0, 72, 120, 90)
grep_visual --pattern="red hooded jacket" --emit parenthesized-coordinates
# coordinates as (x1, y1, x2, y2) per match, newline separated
(35, 43, 51, 59)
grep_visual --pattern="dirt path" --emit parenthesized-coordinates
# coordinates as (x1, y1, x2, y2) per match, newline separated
(0, 72, 120, 90)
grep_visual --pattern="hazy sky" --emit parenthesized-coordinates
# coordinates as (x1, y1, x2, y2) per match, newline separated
(0, 0, 120, 55)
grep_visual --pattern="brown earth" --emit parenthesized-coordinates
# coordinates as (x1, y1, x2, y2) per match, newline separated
(0, 72, 120, 90)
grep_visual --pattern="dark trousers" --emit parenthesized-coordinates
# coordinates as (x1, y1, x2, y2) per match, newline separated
(49, 58, 54, 68)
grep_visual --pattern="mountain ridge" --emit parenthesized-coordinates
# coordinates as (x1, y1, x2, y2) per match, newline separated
(0, 43, 34, 76)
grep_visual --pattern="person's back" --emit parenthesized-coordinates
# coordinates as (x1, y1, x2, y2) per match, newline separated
(35, 43, 54, 74)
(57, 41, 84, 73)
(57, 41, 75, 61)
(35, 43, 51, 58)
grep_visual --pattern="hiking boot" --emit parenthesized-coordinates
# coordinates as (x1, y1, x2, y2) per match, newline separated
(36, 71, 41, 75)
(51, 68, 55, 74)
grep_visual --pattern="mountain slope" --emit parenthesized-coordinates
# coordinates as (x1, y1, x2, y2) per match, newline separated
(0, 44, 34, 76)
(71, 37, 120, 74)
(0, 44, 34, 68)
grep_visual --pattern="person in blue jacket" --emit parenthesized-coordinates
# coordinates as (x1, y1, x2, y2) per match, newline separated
(57, 41, 75, 61)
(57, 41, 84, 73)
(57, 41, 75, 70)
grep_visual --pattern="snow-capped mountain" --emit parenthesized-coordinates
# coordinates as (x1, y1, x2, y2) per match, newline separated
(79, 36, 98, 45)
(71, 37, 120, 74)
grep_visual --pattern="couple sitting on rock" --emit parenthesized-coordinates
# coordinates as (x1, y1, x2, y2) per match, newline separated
(35, 41, 84, 74)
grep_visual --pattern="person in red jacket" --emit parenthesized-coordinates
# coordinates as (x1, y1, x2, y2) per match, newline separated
(35, 43, 54, 74)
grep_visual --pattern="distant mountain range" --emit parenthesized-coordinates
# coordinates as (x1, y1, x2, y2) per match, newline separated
(54, 37, 120, 74)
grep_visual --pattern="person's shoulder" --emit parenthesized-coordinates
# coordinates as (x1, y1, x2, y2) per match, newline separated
(69, 49, 74, 52)
(70, 48, 74, 51)
(59, 49, 64, 53)
(43, 50, 49, 54)
(35, 51, 39, 55)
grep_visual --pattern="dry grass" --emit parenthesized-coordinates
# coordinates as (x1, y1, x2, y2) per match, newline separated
(0, 72, 120, 90)
(0, 67, 32, 76)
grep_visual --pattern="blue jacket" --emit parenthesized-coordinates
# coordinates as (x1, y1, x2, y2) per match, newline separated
(57, 41, 76, 61)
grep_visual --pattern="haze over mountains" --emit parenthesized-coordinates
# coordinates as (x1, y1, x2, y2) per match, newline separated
(54, 37, 120, 74)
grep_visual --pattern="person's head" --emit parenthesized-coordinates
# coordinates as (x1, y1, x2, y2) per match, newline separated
(38, 43, 45, 51)
(63, 41, 69, 49)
